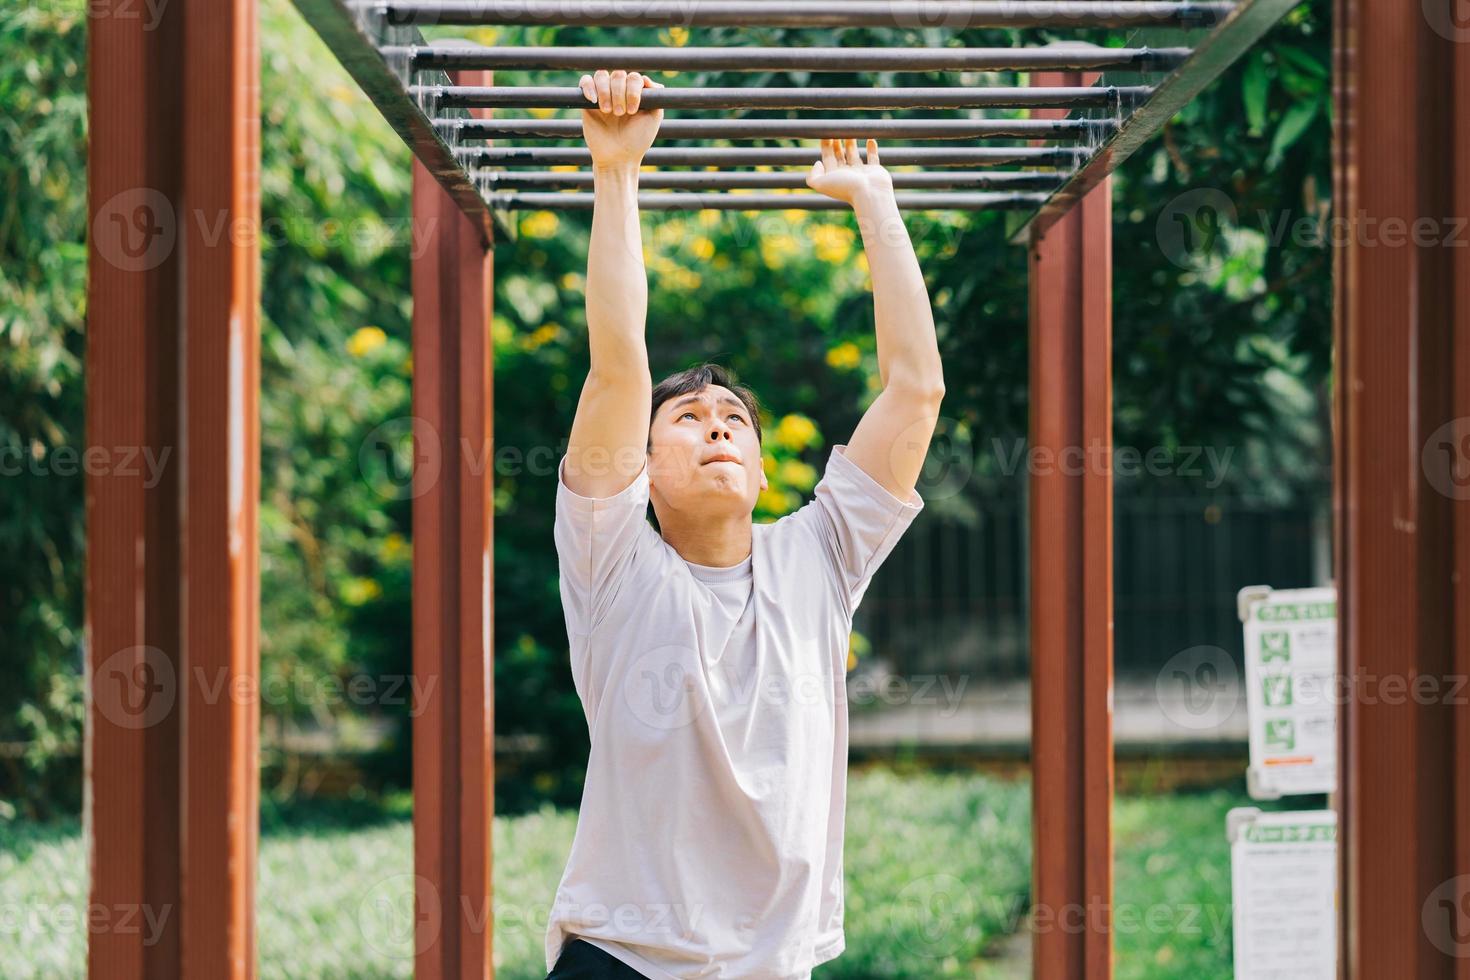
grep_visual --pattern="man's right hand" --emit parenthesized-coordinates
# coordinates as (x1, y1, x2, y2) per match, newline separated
(578, 69, 664, 168)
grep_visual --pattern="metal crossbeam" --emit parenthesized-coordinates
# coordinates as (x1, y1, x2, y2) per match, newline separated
(393, 44, 1193, 74)
(424, 84, 1152, 111)
(384, 1, 1234, 29)
(475, 170, 1065, 190)
(457, 146, 1089, 167)
(292, 0, 1293, 225)
(486, 191, 1051, 210)
(444, 117, 1108, 141)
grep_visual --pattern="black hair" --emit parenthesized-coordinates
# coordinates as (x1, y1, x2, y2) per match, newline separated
(649, 362, 763, 446)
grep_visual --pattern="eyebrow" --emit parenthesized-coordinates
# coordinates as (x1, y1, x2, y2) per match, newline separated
(668, 394, 747, 415)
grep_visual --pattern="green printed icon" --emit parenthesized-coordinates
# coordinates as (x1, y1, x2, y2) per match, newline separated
(1265, 718, 1296, 751)
(1260, 630, 1291, 664)
(1262, 674, 1292, 707)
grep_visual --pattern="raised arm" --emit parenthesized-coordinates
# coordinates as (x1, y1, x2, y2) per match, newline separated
(806, 137, 945, 501)
(563, 69, 665, 498)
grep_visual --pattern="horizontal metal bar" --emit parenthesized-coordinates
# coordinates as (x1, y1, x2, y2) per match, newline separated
(393, 44, 1194, 74)
(426, 85, 1152, 111)
(1010, 0, 1296, 243)
(474, 169, 1066, 190)
(385, 1, 1234, 29)
(461, 145, 1089, 167)
(289, 0, 514, 244)
(487, 191, 1052, 211)
(445, 117, 1107, 141)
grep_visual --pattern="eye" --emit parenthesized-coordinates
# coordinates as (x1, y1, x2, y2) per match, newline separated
(728, 413, 745, 424)
(679, 411, 697, 421)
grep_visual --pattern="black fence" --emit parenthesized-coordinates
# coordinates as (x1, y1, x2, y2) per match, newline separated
(856, 490, 1331, 683)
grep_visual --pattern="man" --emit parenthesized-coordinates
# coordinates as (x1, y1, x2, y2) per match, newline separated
(545, 69, 945, 979)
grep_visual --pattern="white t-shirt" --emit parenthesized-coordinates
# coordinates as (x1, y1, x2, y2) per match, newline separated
(544, 444, 924, 979)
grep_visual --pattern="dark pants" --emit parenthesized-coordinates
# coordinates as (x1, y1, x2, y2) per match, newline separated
(546, 937, 652, 979)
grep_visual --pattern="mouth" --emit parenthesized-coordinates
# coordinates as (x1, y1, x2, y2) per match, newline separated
(702, 454, 742, 466)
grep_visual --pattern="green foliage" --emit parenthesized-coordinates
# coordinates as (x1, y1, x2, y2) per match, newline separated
(2, 0, 1333, 814)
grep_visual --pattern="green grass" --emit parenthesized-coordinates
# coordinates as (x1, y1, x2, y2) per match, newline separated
(0, 769, 1258, 979)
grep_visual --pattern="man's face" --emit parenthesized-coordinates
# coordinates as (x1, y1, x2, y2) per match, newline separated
(648, 384, 767, 519)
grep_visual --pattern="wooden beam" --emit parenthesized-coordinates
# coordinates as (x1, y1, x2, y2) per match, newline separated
(85, 0, 260, 975)
(1333, 0, 1470, 975)
(412, 67, 497, 980)
(1028, 69, 1115, 980)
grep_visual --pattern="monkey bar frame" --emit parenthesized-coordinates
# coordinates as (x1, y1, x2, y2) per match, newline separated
(81, 0, 1462, 976)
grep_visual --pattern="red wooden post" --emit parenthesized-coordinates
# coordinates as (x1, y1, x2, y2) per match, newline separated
(1028, 69, 1114, 980)
(85, 0, 260, 975)
(412, 67, 497, 980)
(1333, 0, 1470, 974)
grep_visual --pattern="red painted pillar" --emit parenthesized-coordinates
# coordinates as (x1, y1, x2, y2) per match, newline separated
(85, 0, 260, 976)
(412, 68, 497, 980)
(1333, 0, 1470, 975)
(1027, 70, 1114, 980)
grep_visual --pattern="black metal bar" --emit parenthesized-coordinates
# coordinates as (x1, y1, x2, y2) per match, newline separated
(1011, 0, 1297, 242)
(385, 1, 1234, 29)
(393, 44, 1193, 74)
(288, 0, 514, 243)
(425, 84, 1153, 111)
(445, 117, 1107, 141)
(487, 190, 1052, 210)
(474, 169, 1066, 190)
(460, 145, 1089, 167)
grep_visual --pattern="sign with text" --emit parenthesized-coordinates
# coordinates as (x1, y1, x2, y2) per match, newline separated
(1229, 807, 1338, 979)
(1238, 586, 1337, 798)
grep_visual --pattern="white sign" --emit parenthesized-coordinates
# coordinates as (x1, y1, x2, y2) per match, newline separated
(1229, 808, 1338, 979)
(1237, 585, 1337, 798)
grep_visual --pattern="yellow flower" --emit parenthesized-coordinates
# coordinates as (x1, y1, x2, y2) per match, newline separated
(346, 326, 387, 358)
(846, 648, 858, 672)
(341, 577, 383, 606)
(559, 272, 584, 291)
(698, 210, 721, 228)
(811, 223, 855, 264)
(529, 106, 557, 119)
(759, 234, 799, 270)
(690, 236, 715, 261)
(523, 323, 562, 350)
(492, 315, 515, 350)
(825, 341, 862, 370)
(663, 25, 690, 46)
(778, 459, 818, 490)
(521, 211, 559, 239)
(382, 533, 410, 563)
(757, 486, 795, 515)
(468, 27, 499, 46)
(773, 413, 820, 452)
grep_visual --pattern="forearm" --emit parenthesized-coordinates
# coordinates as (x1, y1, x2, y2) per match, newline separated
(852, 188, 944, 397)
(585, 161, 650, 380)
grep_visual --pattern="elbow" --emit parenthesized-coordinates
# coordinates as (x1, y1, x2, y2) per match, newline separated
(887, 372, 945, 409)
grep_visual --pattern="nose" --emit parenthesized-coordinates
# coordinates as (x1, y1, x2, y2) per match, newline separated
(707, 421, 732, 442)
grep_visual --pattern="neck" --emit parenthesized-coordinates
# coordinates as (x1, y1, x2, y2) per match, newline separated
(657, 509, 753, 568)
